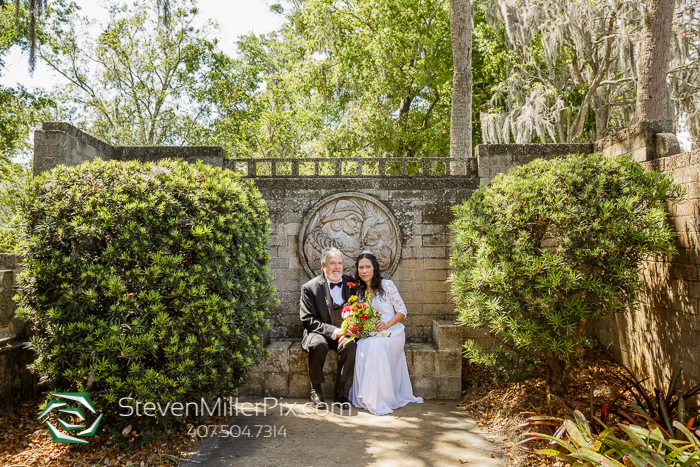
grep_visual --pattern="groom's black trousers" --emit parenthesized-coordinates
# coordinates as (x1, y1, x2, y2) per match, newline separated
(306, 333, 357, 385)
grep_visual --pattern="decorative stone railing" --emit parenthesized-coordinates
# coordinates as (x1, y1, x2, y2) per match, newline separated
(223, 157, 477, 178)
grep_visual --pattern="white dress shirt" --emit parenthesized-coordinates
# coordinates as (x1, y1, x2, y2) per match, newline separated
(326, 277, 344, 340)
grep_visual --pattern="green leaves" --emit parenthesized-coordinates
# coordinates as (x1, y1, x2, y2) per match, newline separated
(16, 158, 273, 439)
(528, 415, 700, 467)
(450, 153, 684, 393)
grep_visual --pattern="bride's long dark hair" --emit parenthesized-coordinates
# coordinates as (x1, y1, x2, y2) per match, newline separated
(354, 252, 385, 299)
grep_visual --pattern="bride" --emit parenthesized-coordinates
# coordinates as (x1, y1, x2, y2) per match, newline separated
(345, 251, 423, 415)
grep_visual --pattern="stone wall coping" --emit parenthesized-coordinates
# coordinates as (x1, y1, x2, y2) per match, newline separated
(641, 149, 700, 172)
(42, 122, 116, 157)
(476, 143, 594, 158)
(594, 119, 673, 153)
(38, 122, 226, 167)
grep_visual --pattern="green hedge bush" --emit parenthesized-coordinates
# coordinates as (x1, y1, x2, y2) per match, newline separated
(450, 153, 684, 395)
(17, 158, 273, 438)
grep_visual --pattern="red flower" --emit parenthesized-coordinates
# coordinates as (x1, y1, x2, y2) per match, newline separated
(342, 306, 350, 314)
(361, 314, 368, 321)
(347, 282, 355, 288)
(357, 324, 362, 330)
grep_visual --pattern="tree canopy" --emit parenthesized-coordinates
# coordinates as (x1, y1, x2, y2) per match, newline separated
(479, 0, 700, 146)
(0, 0, 698, 156)
(0, 2, 55, 160)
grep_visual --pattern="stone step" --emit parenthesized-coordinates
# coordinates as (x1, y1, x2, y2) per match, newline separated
(240, 320, 463, 400)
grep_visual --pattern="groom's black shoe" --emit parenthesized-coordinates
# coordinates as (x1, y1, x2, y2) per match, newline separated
(333, 391, 350, 404)
(310, 387, 325, 406)
(334, 382, 350, 404)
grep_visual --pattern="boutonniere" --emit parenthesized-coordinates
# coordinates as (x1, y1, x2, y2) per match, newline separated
(347, 281, 355, 289)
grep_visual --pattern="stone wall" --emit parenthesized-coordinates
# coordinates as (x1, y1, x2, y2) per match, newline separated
(0, 254, 25, 340)
(255, 176, 477, 343)
(593, 149, 700, 392)
(0, 253, 37, 414)
(476, 143, 594, 184)
(34, 122, 225, 177)
(594, 119, 680, 162)
(33, 123, 480, 344)
(475, 120, 682, 185)
(0, 341, 38, 414)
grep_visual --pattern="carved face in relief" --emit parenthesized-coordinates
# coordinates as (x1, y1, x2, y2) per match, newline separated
(320, 200, 364, 240)
(299, 193, 401, 278)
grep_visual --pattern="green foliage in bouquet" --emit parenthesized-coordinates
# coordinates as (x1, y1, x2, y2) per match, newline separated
(16, 159, 274, 440)
(339, 294, 381, 349)
(450, 153, 684, 395)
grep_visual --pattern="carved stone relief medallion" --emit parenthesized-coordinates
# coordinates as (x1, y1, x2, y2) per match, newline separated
(299, 192, 402, 279)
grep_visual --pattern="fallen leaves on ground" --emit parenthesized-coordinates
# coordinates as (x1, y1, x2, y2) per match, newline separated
(0, 400, 219, 467)
(461, 343, 629, 467)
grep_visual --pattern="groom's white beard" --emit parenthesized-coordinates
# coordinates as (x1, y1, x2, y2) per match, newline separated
(324, 269, 343, 282)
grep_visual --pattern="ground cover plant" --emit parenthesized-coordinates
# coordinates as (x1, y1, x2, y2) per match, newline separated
(461, 344, 700, 467)
(16, 158, 274, 442)
(450, 153, 685, 395)
(521, 362, 700, 466)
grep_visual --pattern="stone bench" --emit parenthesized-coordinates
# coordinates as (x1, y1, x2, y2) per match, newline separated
(240, 320, 463, 400)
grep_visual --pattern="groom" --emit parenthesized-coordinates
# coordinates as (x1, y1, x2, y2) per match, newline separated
(300, 247, 357, 406)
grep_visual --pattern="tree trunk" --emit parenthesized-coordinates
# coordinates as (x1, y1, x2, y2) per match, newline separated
(636, 0, 674, 121)
(545, 351, 572, 396)
(449, 0, 472, 175)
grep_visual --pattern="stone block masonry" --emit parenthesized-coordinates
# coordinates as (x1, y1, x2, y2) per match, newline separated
(34, 122, 225, 177)
(594, 119, 680, 162)
(33, 123, 479, 345)
(241, 321, 463, 400)
(476, 143, 594, 184)
(253, 177, 477, 343)
(592, 149, 700, 395)
(0, 341, 39, 414)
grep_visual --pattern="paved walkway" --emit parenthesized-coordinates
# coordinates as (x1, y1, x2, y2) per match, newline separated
(185, 398, 505, 467)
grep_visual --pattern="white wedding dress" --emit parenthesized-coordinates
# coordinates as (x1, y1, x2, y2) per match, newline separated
(349, 279, 424, 415)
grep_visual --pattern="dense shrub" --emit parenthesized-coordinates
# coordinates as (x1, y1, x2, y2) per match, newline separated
(450, 153, 684, 395)
(17, 159, 273, 438)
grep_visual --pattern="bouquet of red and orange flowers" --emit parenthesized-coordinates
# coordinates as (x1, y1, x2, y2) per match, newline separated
(338, 290, 383, 348)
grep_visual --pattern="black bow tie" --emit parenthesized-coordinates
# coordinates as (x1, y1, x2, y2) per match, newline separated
(330, 281, 343, 289)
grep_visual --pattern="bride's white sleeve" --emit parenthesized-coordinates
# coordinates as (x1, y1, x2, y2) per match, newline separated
(384, 280, 408, 316)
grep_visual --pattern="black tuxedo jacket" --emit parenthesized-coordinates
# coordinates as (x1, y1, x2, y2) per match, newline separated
(300, 273, 355, 350)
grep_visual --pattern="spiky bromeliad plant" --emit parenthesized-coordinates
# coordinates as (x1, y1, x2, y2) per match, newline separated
(450, 153, 684, 395)
(17, 158, 274, 440)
